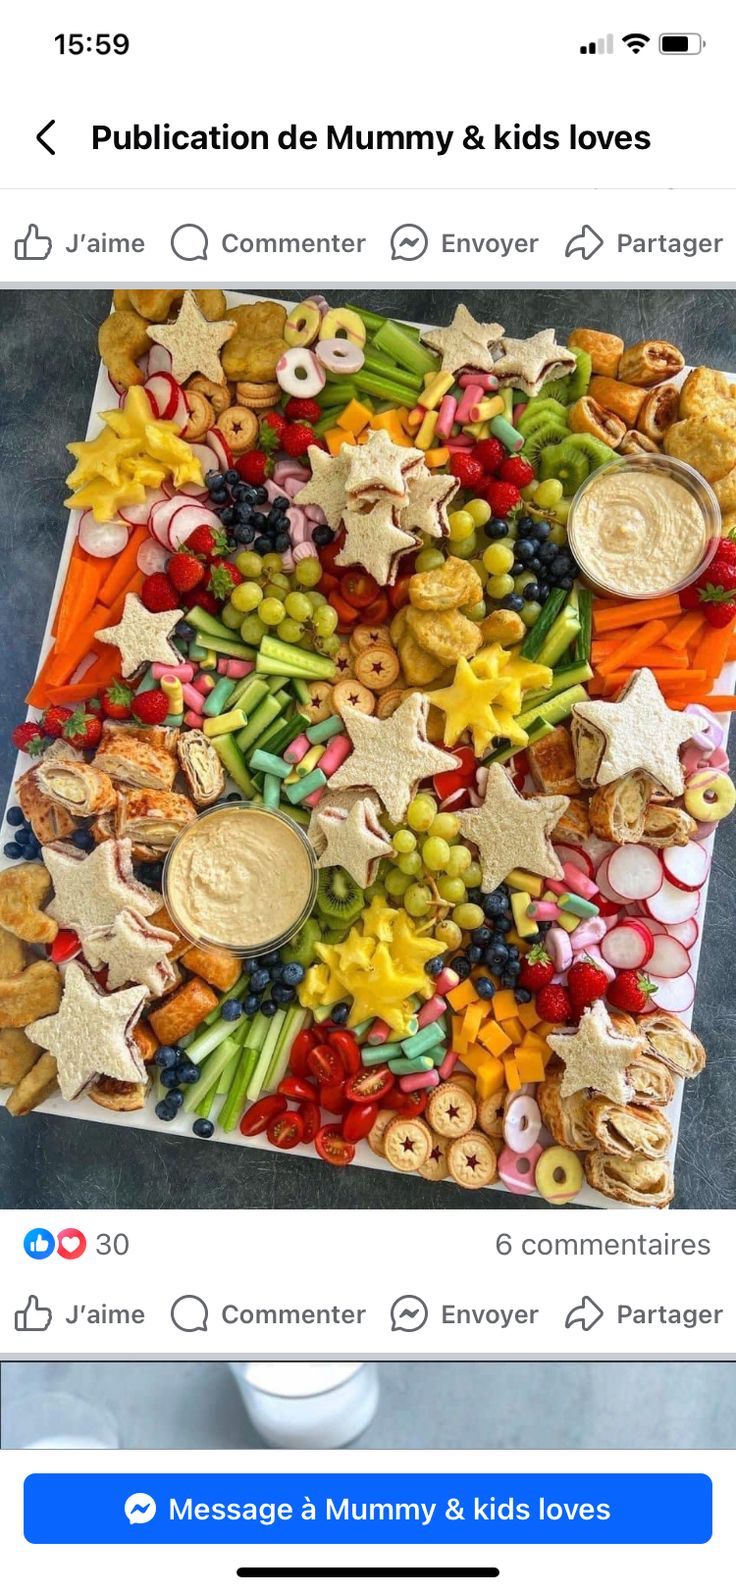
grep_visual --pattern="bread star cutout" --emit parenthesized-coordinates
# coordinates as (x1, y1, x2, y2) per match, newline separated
(399, 465, 459, 539)
(147, 290, 236, 385)
(549, 999, 641, 1106)
(328, 692, 460, 825)
(492, 328, 576, 397)
(572, 668, 707, 797)
(95, 592, 183, 678)
(337, 498, 418, 587)
(307, 786, 376, 855)
(84, 908, 177, 997)
(343, 429, 422, 500)
(457, 764, 568, 891)
(316, 797, 393, 889)
(294, 446, 350, 530)
(27, 960, 148, 1101)
(421, 304, 505, 374)
(42, 838, 161, 950)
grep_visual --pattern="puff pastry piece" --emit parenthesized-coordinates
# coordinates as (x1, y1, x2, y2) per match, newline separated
(567, 396, 626, 448)
(16, 768, 78, 844)
(585, 1100, 672, 1160)
(585, 1150, 674, 1208)
(637, 384, 680, 443)
(537, 1074, 596, 1152)
(638, 1011, 706, 1079)
(115, 788, 196, 859)
(94, 729, 177, 791)
(176, 729, 226, 808)
(103, 722, 180, 754)
(618, 340, 684, 387)
(589, 375, 646, 428)
(91, 810, 117, 846)
(626, 1057, 675, 1108)
(180, 945, 242, 991)
(589, 772, 655, 844)
(642, 804, 696, 847)
(4, 1051, 58, 1116)
(149, 976, 219, 1045)
(567, 329, 623, 378)
(526, 726, 580, 796)
(571, 717, 605, 787)
(37, 757, 116, 818)
(88, 1074, 150, 1112)
(551, 799, 590, 845)
(618, 429, 660, 455)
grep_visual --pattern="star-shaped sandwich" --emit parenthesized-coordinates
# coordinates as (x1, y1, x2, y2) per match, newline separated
(95, 592, 183, 678)
(27, 960, 148, 1101)
(549, 999, 641, 1106)
(84, 907, 178, 997)
(572, 669, 707, 798)
(316, 797, 394, 889)
(338, 499, 418, 586)
(398, 464, 458, 539)
(343, 429, 422, 501)
(457, 764, 568, 892)
(147, 290, 236, 385)
(294, 446, 350, 530)
(421, 304, 504, 374)
(42, 838, 161, 952)
(492, 329, 577, 397)
(328, 692, 460, 825)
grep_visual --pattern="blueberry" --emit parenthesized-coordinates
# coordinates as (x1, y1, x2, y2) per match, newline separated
(539, 542, 556, 563)
(160, 1066, 179, 1088)
(250, 967, 271, 992)
(487, 517, 509, 540)
(166, 1088, 184, 1108)
(155, 1099, 178, 1122)
(273, 495, 290, 512)
(272, 514, 291, 534)
(175, 621, 196, 641)
(559, 575, 574, 591)
(220, 507, 236, 528)
(537, 584, 550, 603)
(495, 913, 512, 933)
(274, 533, 291, 553)
(72, 828, 94, 851)
(491, 942, 509, 964)
(210, 488, 229, 505)
(226, 790, 242, 801)
(466, 945, 483, 965)
(221, 999, 243, 1021)
(528, 558, 542, 574)
(313, 526, 333, 548)
(516, 987, 533, 1004)
(501, 970, 518, 988)
(511, 561, 524, 577)
(260, 999, 277, 1018)
(517, 515, 535, 534)
(515, 539, 535, 561)
(482, 891, 506, 917)
(502, 595, 524, 612)
(6, 807, 23, 827)
(264, 950, 282, 966)
(534, 519, 551, 537)
(23, 841, 39, 860)
(274, 988, 295, 1006)
(476, 977, 495, 1000)
(244, 958, 260, 974)
(466, 888, 483, 906)
(225, 468, 240, 485)
(241, 485, 258, 504)
(193, 1117, 215, 1138)
(244, 992, 261, 1016)
(255, 536, 272, 556)
(250, 512, 268, 532)
(254, 486, 268, 504)
(471, 926, 492, 947)
(450, 955, 471, 979)
(208, 472, 225, 490)
(3, 842, 22, 860)
(424, 955, 444, 977)
(155, 1045, 178, 1069)
(177, 1061, 201, 1084)
(524, 584, 540, 602)
(281, 961, 305, 986)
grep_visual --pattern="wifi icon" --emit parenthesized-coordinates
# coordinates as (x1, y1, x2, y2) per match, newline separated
(622, 32, 650, 53)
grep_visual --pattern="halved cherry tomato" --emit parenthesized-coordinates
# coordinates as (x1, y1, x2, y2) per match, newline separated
(267, 1110, 303, 1149)
(314, 1125, 355, 1166)
(319, 1081, 346, 1114)
(344, 1064, 393, 1103)
(289, 1028, 316, 1077)
(240, 1094, 287, 1137)
(318, 531, 346, 574)
(342, 1101, 379, 1143)
(389, 573, 413, 611)
(298, 1100, 321, 1143)
(360, 592, 390, 625)
(310, 1043, 344, 1086)
(332, 592, 360, 627)
(385, 1086, 426, 1117)
(317, 570, 340, 597)
(434, 744, 477, 800)
(280, 1075, 318, 1103)
(329, 1028, 361, 1077)
(339, 570, 379, 609)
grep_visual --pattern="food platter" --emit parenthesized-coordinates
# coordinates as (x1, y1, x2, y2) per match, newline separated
(1, 290, 734, 1208)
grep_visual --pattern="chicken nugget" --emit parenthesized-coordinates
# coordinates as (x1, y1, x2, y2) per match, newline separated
(0, 961, 61, 1028)
(398, 632, 446, 687)
(679, 366, 731, 419)
(665, 416, 736, 483)
(409, 555, 482, 612)
(713, 466, 736, 513)
(406, 607, 482, 664)
(98, 309, 150, 389)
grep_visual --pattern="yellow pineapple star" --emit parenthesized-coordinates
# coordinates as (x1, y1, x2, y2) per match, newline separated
(347, 943, 420, 1031)
(390, 912, 445, 983)
(361, 895, 399, 943)
(428, 655, 507, 757)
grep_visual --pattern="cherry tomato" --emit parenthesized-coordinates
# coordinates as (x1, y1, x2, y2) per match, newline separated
(344, 1064, 393, 1103)
(329, 1028, 361, 1077)
(317, 571, 340, 598)
(434, 744, 477, 799)
(389, 573, 413, 611)
(360, 592, 391, 625)
(339, 570, 379, 609)
(318, 531, 347, 574)
(342, 1101, 379, 1143)
(332, 593, 360, 627)
(319, 1081, 346, 1114)
(239, 1094, 287, 1137)
(385, 1086, 426, 1117)
(280, 1076, 318, 1103)
(310, 1043, 344, 1086)
(289, 1028, 316, 1077)
(314, 1125, 356, 1166)
(267, 1110, 303, 1149)
(298, 1100, 321, 1143)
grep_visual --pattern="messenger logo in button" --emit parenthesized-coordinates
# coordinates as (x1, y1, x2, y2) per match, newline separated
(124, 1492, 157, 1526)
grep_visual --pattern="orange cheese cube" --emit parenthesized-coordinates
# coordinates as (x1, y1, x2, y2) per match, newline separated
(501, 1017, 524, 1046)
(477, 1019, 512, 1057)
(447, 978, 476, 1012)
(460, 1001, 491, 1046)
(325, 427, 355, 455)
(517, 999, 540, 1031)
(516, 1050, 546, 1085)
(475, 1058, 506, 1099)
(338, 399, 373, 433)
(492, 989, 518, 1022)
(451, 1015, 467, 1053)
(424, 446, 450, 469)
(504, 1056, 522, 1091)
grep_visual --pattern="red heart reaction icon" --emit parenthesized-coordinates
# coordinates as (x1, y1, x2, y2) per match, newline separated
(56, 1228, 87, 1261)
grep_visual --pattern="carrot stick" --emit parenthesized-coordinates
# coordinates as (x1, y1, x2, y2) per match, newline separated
(44, 604, 110, 688)
(597, 619, 670, 676)
(727, 637, 736, 662)
(600, 668, 708, 691)
(592, 594, 682, 634)
(592, 639, 688, 668)
(98, 526, 148, 608)
(692, 624, 734, 683)
(53, 560, 106, 652)
(662, 610, 706, 653)
(670, 693, 736, 712)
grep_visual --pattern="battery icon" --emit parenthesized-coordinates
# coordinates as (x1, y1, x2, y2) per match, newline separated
(659, 33, 704, 53)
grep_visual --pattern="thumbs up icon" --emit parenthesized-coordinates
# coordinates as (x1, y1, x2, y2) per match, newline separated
(15, 1294, 53, 1331)
(15, 223, 52, 261)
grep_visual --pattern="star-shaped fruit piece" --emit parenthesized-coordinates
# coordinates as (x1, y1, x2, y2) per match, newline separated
(65, 386, 203, 519)
(147, 290, 236, 385)
(572, 668, 707, 798)
(549, 999, 642, 1106)
(389, 912, 445, 996)
(492, 328, 577, 397)
(421, 304, 505, 374)
(294, 446, 350, 530)
(95, 592, 183, 678)
(345, 941, 420, 1032)
(317, 927, 376, 979)
(27, 960, 148, 1101)
(42, 838, 160, 950)
(360, 894, 400, 943)
(427, 655, 514, 756)
(457, 764, 568, 892)
(343, 428, 422, 501)
(84, 908, 177, 997)
(398, 465, 459, 539)
(338, 499, 418, 586)
(316, 797, 393, 889)
(328, 692, 460, 825)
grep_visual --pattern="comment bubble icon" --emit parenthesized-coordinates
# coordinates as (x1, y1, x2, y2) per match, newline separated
(171, 223, 209, 262)
(171, 1293, 208, 1332)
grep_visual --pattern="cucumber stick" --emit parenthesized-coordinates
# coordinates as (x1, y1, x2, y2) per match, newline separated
(535, 606, 581, 669)
(245, 1010, 287, 1103)
(518, 683, 588, 730)
(487, 717, 552, 763)
(520, 588, 567, 659)
(196, 632, 255, 661)
(235, 695, 282, 753)
(260, 634, 337, 678)
(520, 662, 592, 714)
(186, 605, 238, 642)
(210, 733, 256, 796)
(574, 586, 593, 664)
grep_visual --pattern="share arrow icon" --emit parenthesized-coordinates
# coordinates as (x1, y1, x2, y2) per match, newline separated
(564, 1295, 604, 1331)
(564, 224, 604, 261)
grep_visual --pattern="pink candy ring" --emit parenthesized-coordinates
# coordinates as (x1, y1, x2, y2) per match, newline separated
(685, 704, 724, 751)
(276, 347, 326, 398)
(315, 337, 365, 376)
(504, 1094, 542, 1154)
(498, 1142, 543, 1196)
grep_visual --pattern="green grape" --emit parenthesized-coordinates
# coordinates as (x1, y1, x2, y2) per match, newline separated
(462, 600, 487, 623)
(514, 571, 536, 594)
(435, 918, 463, 951)
(414, 546, 446, 573)
(313, 604, 338, 638)
(533, 477, 563, 509)
(452, 902, 485, 930)
(398, 850, 423, 877)
(437, 875, 466, 905)
(465, 497, 491, 527)
(240, 614, 267, 645)
(262, 553, 283, 576)
(306, 589, 326, 610)
(448, 509, 475, 542)
(445, 844, 473, 878)
(219, 600, 241, 630)
(406, 794, 438, 831)
(268, 572, 290, 592)
(258, 597, 286, 626)
(234, 550, 263, 578)
(421, 835, 451, 872)
(486, 573, 515, 599)
(385, 867, 409, 898)
(428, 812, 460, 841)
(318, 634, 341, 657)
(549, 523, 568, 546)
(393, 828, 417, 855)
(295, 557, 322, 588)
(520, 479, 539, 501)
(277, 618, 305, 644)
(555, 498, 572, 525)
(470, 558, 487, 585)
(404, 883, 432, 918)
(449, 532, 476, 559)
(231, 580, 263, 613)
(285, 591, 312, 623)
(483, 543, 514, 576)
(520, 601, 541, 628)
(461, 861, 483, 889)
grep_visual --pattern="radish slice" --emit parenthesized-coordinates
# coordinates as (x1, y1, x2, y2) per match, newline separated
(121, 488, 167, 527)
(652, 971, 695, 1014)
(136, 537, 170, 575)
(635, 915, 667, 939)
(555, 844, 593, 878)
(645, 937, 691, 978)
(78, 513, 129, 558)
(147, 343, 172, 376)
(168, 503, 222, 549)
(149, 494, 200, 547)
(661, 840, 709, 892)
(188, 442, 220, 478)
(668, 917, 699, 951)
(601, 919, 654, 970)
(645, 879, 700, 926)
(595, 856, 630, 907)
(144, 372, 181, 421)
(606, 844, 664, 903)
(206, 428, 233, 471)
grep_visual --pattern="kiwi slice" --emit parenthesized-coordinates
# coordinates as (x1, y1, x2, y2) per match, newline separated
(316, 865, 364, 926)
(564, 346, 593, 404)
(284, 915, 322, 969)
(539, 439, 591, 494)
(569, 434, 615, 467)
(517, 399, 568, 438)
(522, 419, 571, 474)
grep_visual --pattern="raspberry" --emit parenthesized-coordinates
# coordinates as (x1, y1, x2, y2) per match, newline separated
(451, 453, 485, 491)
(168, 552, 204, 594)
(484, 479, 521, 517)
(499, 455, 535, 487)
(284, 397, 321, 422)
(141, 573, 179, 612)
(472, 437, 506, 474)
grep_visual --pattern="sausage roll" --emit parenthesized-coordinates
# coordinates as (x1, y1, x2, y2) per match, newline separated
(588, 375, 646, 428)
(37, 757, 116, 818)
(527, 726, 580, 797)
(567, 328, 623, 378)
(180, 944, 242, 991)
(94, 729, 178, 791)
(589, 772, 655, 844)
(618, 340, 684, 387)
(16, 768, 78, 844)
(87, 1074, 150, 1112)
(585, 1150, 674, 1208)
(115, 788, 196, 859)
(567, 396, 626, 448)
(585, 1100, 672, 1160)
(149, 976, 219, 1045)
(636, 384, 680, 443)
(177, 729, 226, 808)
(638, 1011, 706, 1079)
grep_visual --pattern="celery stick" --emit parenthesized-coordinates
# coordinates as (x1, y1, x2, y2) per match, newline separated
(363, 348, 422, 388)
(218, 1045, 259, 1133)
(179, 973, 249, 1051)
(187, 1012, 249, 1067)
(198, 1080, 219, 1119)
(520, 588, 567, 659)
(374, 319, 439, 378)
(245, 1010, 287, 1103)
(184, 1032, 242, 1113)
(211, 733, 257, 797)
(216, 1048, 240, 1098)
(320, 381, 357, 409)
(355, 372, 422, 408)
(264, 1005, 310, 1093)
(346, 304, 385, 334)
(277, 800, 310, 828)
(487, 717, 552, 763)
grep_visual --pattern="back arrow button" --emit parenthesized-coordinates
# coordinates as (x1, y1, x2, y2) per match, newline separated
(36, 119, 56, 156)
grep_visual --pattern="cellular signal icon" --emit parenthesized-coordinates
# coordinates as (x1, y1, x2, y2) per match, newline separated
(580, 33, 614, 54)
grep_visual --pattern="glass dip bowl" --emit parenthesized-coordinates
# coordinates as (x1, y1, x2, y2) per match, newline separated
(567, 453, 721, 600)
(162, 800, 318, 958)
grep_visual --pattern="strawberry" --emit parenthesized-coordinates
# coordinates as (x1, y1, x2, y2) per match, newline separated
(11, 722, 48, 756)
(132, 688, 169, 726)
(608, 969, 658, 1014)
(189, 585, 220, 616)
(534, 984, 573, 1023)
(484, 478, 521, 517)
(207, 558, 242, 600)
(519, 944, 554, 992)
(142, 572, 179, 613)
(280, 421, 316, 458)
(714, 533, 736, 569)
(236, 449, 271, 487)
(50, 927, 81, 964)
(451, 453, 485, 491)
(284, 397, 321, 423)
(100, 680, 133, 720)
(61, 707, 103, 752)
(184, 525, 228, 561)
(680, 560, 736, 627)
(41, 706, 72, 740)
(260, 409, 287, 441)
(567, 956, 609, 1017)
(472, 437, 506, 474)
(499, 455, 535, 487)
(168, 551, 205, 594)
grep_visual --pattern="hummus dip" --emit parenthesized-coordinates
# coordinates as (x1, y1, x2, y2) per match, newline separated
(570, 466, 708, 596)
(164, 804, 316, 952)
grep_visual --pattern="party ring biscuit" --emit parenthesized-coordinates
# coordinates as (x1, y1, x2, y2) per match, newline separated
(383, 1116, 433, 1173)
(367, 1107, 397, 1159)
(478, 1089, 506, 1140)
(217, 406, 258, 455)
(447, 1130, 498, 1190)
(426, 1080, 477, 1138)
(418, 1130, 450, 1182)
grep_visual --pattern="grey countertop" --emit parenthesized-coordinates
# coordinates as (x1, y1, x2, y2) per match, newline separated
(1, 289, 734, 1211)
(3, 1359, 735, 1449)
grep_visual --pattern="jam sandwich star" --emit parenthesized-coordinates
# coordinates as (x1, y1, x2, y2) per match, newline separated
(328, 692, 460, 825)
(491, 328, 577, 397)
(147, 290, 236, 385)
(95, 592, 183, 678)
(457, 764, 568, 892)
(27, 960, 148, 1101)
(572, 668, 707, 797)
(337, 498, 418, 586)
(42, 838, 161, 951)
(549, 999, 642, 1106)
(421, 304, 505, 374)
(315, 797, 393, 889)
